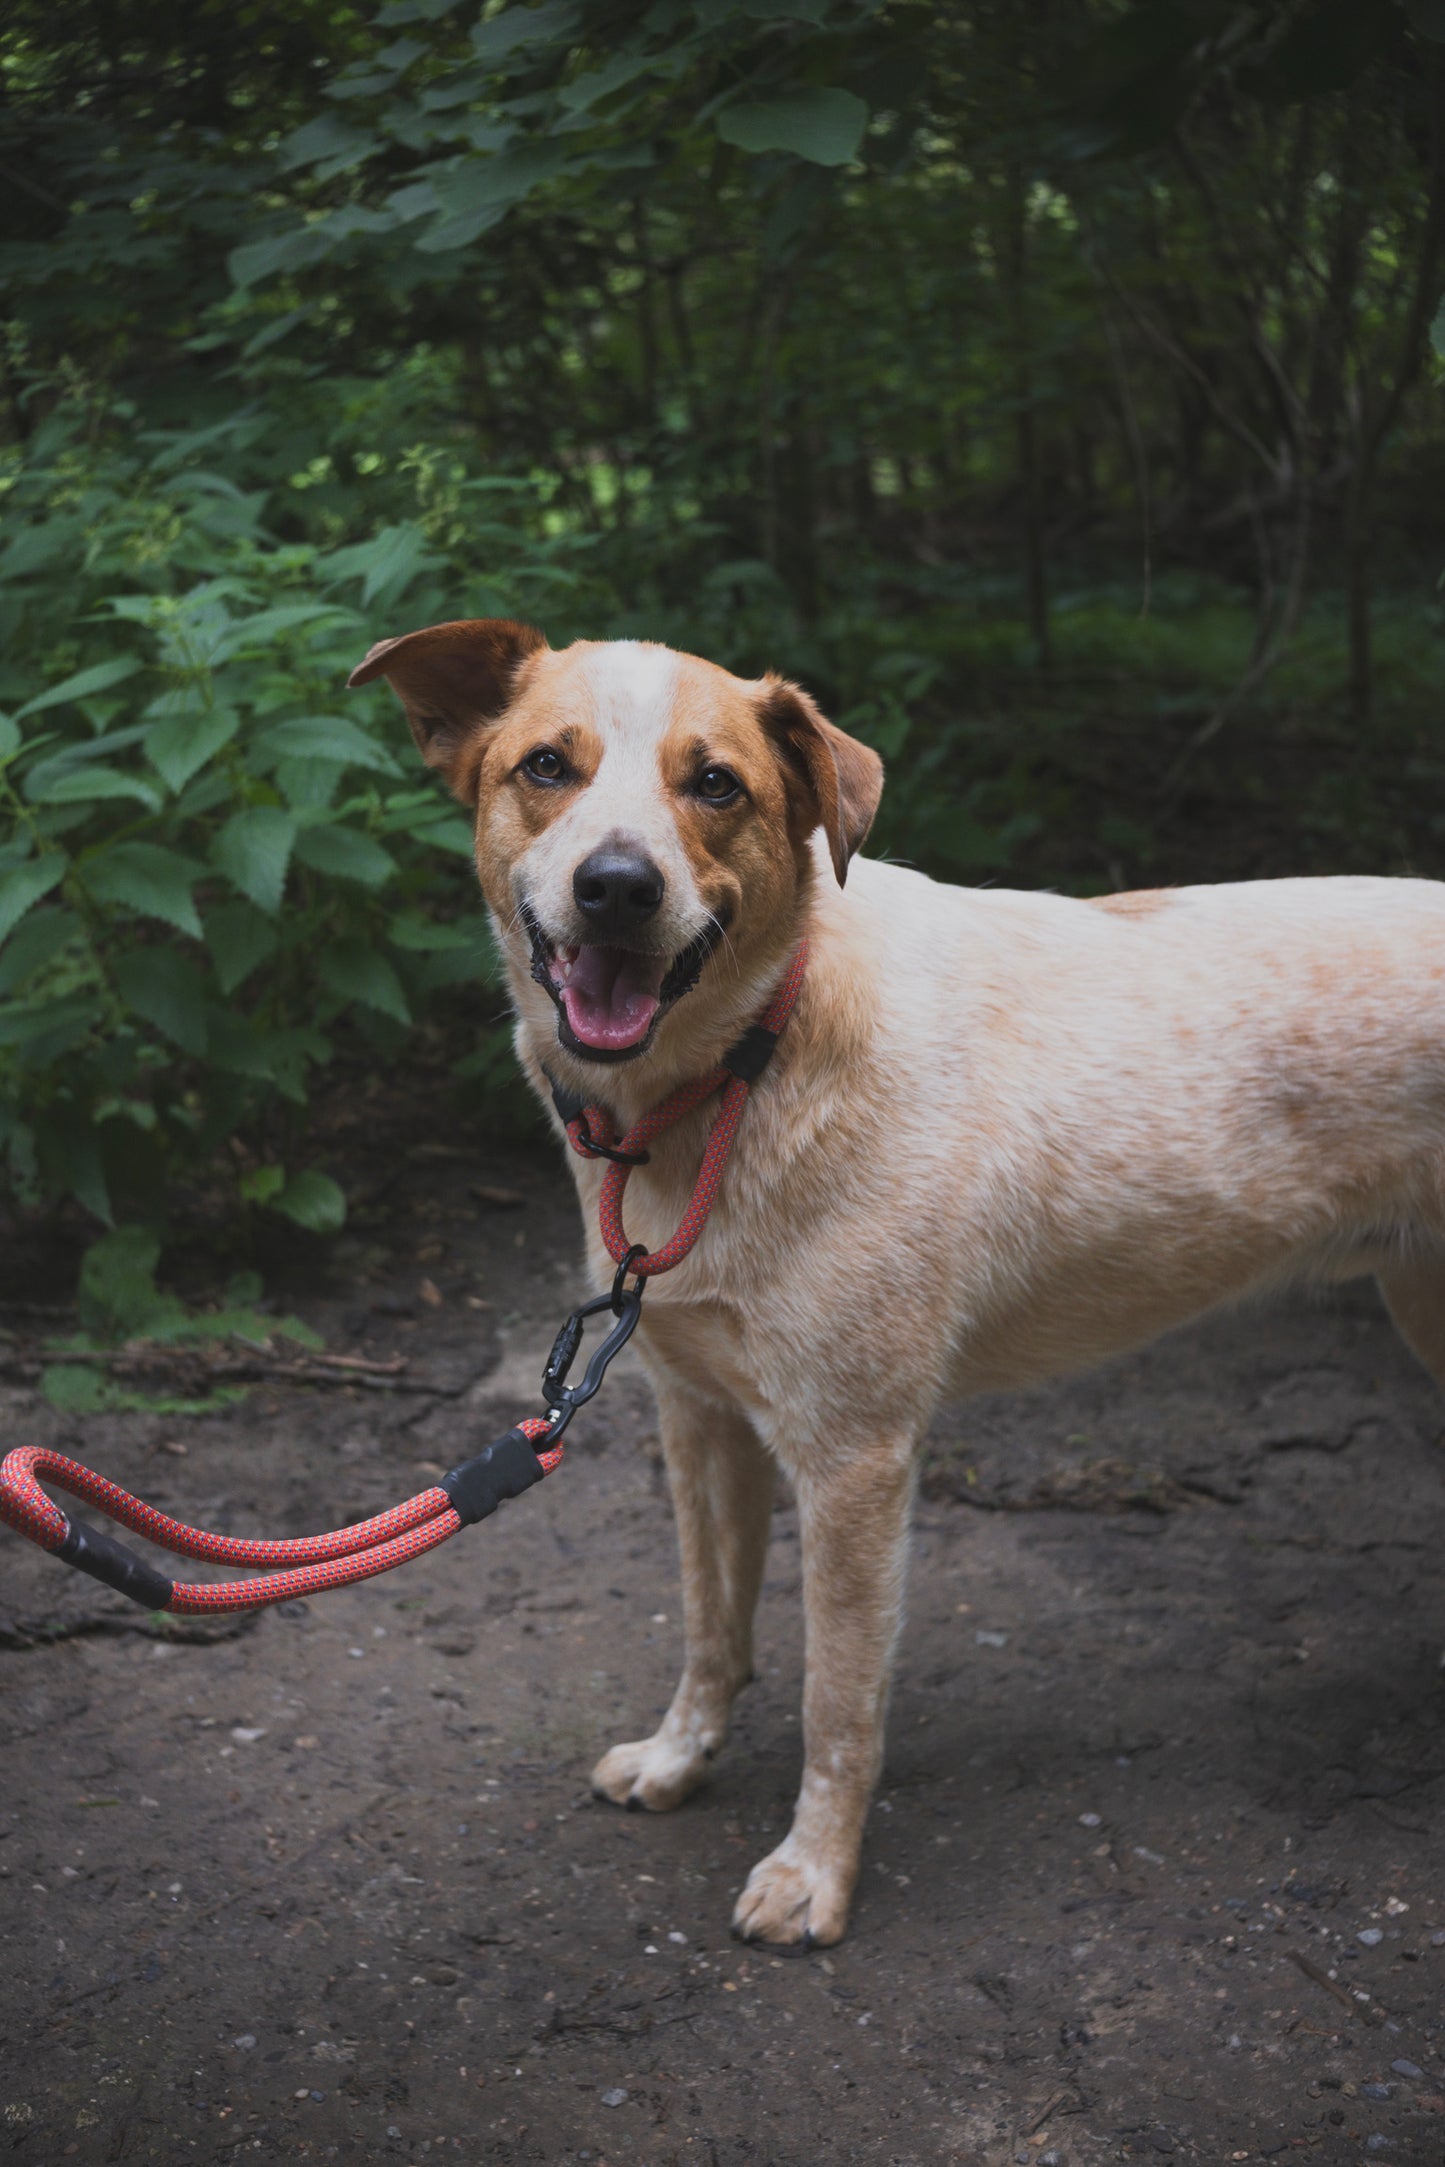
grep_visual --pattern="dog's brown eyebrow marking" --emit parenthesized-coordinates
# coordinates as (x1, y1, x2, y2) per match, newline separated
(1091, 889, 1173, 917)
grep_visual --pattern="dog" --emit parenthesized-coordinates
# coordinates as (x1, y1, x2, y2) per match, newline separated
(350, 618, 1445, 1947)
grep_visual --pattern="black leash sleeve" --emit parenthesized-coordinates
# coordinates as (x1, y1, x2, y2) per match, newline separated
(56, 1519, 175, 1611)
(439, 1429, 546, 1529)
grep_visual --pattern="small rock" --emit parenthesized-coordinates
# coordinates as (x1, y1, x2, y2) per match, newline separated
(1149, 2131, 1177, 2155)
(1432, 1930, 1445, 1947)
(232, 2034, 256, 2052)
(974, 1628, 1008, 1648)
(419, 1278, 444, 1308)
(1365, 2138, 1394, 2154)
(1359, 1927, 1385, 1946)
(1391, 2059, 1423, 2079)
(1361, 2083, 1392, 2101)
(230, 1728, 266, 1745)
(600, 2087, 628, 2108)
(1078, 1812, 1102, 1829)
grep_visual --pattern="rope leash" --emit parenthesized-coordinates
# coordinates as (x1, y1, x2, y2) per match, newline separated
(0, 943, 806, 1617)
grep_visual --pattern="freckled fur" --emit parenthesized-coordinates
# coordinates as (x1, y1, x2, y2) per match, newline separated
(356, 619, 1445, 1949)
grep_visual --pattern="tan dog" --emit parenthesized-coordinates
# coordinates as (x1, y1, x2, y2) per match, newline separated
(350, 619, 1445, 1948)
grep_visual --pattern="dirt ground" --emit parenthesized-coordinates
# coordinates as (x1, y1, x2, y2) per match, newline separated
(4, 1130, 1445, 2167)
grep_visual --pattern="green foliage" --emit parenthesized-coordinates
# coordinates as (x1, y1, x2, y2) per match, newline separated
(0, 374, 590, 1242)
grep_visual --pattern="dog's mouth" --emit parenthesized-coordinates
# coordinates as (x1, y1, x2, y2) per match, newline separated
(521, 905, 726, 1064)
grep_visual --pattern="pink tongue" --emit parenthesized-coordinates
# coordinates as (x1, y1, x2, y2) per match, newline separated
(560, 946, 667, 1052)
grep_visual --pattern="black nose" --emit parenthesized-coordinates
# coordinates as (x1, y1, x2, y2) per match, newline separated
(572, 847, 664, 936)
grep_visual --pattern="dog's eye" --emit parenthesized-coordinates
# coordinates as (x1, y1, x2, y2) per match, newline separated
(695, 765, 741, 804)
(522, 747, 567, 784)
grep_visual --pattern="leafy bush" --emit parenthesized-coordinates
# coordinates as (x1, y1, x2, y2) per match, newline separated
(0, 378, 595, 1250)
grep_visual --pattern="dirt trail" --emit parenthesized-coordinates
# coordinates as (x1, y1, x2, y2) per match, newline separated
(3, 1138, 1445, 2165)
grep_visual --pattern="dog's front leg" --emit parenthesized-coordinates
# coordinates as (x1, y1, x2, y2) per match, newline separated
(733, 1439, 916, 1948)
(592, 1374, 775, 1811)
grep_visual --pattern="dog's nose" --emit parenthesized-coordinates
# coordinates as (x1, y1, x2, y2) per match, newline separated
(572, 848, 665, 935)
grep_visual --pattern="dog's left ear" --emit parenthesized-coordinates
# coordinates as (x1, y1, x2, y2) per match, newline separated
(347, 617, 547, 803)
(759, 677, 884, 886)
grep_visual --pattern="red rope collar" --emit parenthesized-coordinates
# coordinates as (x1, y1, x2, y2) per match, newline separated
(561, 938, 808, 1278)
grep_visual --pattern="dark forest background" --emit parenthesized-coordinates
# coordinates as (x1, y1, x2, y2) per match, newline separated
(3, 0, 1445, 1318)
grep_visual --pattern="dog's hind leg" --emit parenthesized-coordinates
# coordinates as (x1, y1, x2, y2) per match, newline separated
(731, 1436, 917, 1948)
(591, 1375, 774, 1813)
(1377, 1247, 1445, 1390)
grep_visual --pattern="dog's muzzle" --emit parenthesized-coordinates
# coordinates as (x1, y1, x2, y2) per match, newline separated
(521, 902, 726, 1065)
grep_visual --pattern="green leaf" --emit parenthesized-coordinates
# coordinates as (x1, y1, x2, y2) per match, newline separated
(388, 910, 483, 952)
(77, 1224, 186, 1339)
(112, 949, 210, 1056)
(0, 856, 66, 945)
(471, 1, 579, 63)
(0, 992, 104, 1063)
(318, 938, 411, 1022)
(276, 114, 381, 175)
(84, 843, 205, 937)
(144, 705, 241, 793)
(419, 142, 572, 252)
(557, 48, 659, 113)
(0, 906, 79, 993)
(716, 88, 869, 166)
(14, 656, 142, 721)
(0, 713, 21, 761)
(213, 807, 298, 915)
(294, 825, 398, 887)
(271, 1168, 346, 1234)
(203, 902, 278, 995)
(317, 523, 433, 603)
(253, 714, 400, 773)
(239, 1164, 286, 1204)
(422, 815, 477, 857)
(41, 1364, 107, 1413)
(32, 766, 163, 811)
(209, 602, 353, 661)
(228, 225, 337, 289)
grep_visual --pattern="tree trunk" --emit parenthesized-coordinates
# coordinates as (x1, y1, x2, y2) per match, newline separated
(1005, 163, 1050, 669)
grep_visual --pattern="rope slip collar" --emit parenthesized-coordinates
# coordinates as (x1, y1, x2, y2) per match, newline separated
(0, 942, 808, 1617)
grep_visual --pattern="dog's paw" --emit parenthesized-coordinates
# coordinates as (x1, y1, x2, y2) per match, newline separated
(590, 1733, 710, 1813)
(730, 1837, 853, 1948)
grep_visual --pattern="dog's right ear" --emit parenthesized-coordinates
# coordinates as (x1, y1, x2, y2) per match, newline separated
(347, 618, 547, 803)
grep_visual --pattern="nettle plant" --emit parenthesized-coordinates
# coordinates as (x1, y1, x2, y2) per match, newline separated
(0, 401, 574, 1287)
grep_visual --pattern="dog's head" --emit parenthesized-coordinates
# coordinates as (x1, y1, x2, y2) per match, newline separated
(348, 621, 883, 1067)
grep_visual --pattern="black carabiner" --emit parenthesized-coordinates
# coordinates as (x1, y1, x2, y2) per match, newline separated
(539, 1282, 645, 1441)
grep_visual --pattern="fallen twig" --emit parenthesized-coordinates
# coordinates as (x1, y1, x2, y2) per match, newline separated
(1286, 1948, 1385, 2027)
